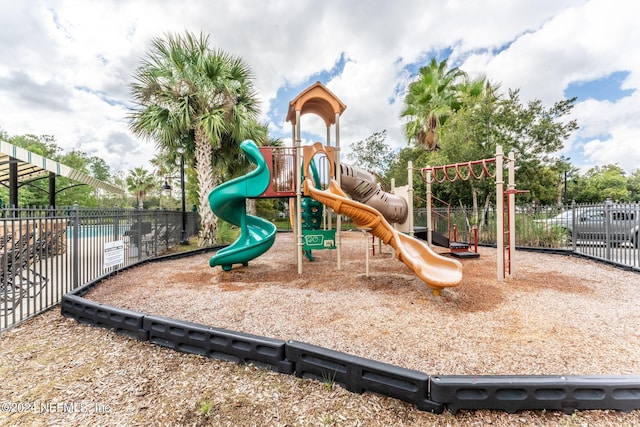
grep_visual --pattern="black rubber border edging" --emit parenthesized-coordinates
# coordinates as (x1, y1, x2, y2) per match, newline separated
(143, 314, 293, 374)
(60, 247, 640, 415)
(431, 375, 640, 414)
(286, 340, 442, 412)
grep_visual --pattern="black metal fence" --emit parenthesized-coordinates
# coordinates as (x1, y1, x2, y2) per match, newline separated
(1, 205, 199, 333)
(416, 201, 640, 271)
(4, 201, 639, 333)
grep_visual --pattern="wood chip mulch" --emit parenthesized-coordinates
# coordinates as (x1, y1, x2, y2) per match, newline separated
(1, 231, 639, 426)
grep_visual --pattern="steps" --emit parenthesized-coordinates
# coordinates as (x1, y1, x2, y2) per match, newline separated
(449, 241, 480, 259)
(416, 230, 480, 259)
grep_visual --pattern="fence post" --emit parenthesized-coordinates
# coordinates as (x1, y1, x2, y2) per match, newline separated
(495, 146, 504, 282)
(571, 202, 577, 252)
(136, 208, 143, 262)
(114, 205, 120, 241)
(407, 161, 414, 238)
(148, 211, 155, 257)
(605, 199, 612, 260)
(72, 202, 80, 289)
(163, 209, 169, 252)
(637, 202, 640, 268)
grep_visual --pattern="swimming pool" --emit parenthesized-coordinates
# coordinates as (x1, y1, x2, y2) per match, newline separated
(67, 224, 132, 238)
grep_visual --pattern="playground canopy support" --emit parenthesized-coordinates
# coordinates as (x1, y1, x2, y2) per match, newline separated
(415, 145, 516, 281)
(287, 82, 347, 276)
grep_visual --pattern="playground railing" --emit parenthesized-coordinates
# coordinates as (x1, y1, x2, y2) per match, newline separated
(1, 205, 200, 333)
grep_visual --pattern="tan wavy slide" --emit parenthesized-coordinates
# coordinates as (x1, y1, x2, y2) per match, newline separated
(304, 178, 463, 295)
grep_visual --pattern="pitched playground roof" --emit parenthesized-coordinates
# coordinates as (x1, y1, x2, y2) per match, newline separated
(286, 81, 347, 126)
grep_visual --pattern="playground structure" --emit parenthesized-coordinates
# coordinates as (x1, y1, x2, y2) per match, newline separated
(209, 82, 516, 295)
(208, 81, 467, 294)
(405, 147, 520, 281)
(207, 138, 463, 294)
(208, 81, 522, 292)
(301, 142, 463, 292)
(208, 141, 277, 271)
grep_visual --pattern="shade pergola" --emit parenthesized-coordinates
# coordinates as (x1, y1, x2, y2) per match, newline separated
(0, 139, 125, 207)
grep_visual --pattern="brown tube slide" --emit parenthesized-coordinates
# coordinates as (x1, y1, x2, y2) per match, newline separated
(339, 164, 408, 224)
(304, 178, 462, 293)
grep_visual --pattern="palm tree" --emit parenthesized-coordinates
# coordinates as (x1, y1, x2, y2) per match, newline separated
(129, 31, 264, 246)
(457, 75, 493, 105)
(400, 58, 467, 150)
(150, 151, 178, 179)
(125, 167, 156, 209)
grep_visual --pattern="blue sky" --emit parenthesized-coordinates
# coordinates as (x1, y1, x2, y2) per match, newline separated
(0, 0, 639, 176)
(565, 71, 634, 102)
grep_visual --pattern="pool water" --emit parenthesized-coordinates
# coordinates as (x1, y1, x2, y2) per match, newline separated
(67, 224, 131, 238)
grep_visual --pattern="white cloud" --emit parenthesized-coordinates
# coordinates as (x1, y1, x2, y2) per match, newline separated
(571, 94, 640, 172)
(0, 0, 639, 179)
(582, 126, 640, 173)
(463, 1, 632, 100)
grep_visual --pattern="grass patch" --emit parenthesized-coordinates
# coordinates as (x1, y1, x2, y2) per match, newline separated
(216, 220, 240, 244)
(196, 399, 212, 416)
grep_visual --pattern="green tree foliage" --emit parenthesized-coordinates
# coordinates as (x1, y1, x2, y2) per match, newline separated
(9, 133, 60, 158)
(627, 169, 640, 202)
(572, 164, 630, 203)
(55, 150, 97, 206)
(491, 91, 578, 164)
(516, 163, 562, 206)
(346, 130, 395, 173)
(89, 156, 112, 181)
(129, 31, 265, 246)
(256, 198, 287, 221)
(151, 150, 184, 210)
(125, 167, 156, 209)
(216, 123, 269, 182)
(437, 87, 578, 207)
(400, 58, 469, 150)
(393, 56, 583, 218)
(384, 146, 431, 206)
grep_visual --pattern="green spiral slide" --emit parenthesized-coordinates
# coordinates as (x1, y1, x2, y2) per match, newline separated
(208, 140, 277, 271)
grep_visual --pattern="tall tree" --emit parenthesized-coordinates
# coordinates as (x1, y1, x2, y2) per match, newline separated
(438, 87, 578, 207)
(400, 58, 468, 150)
(426, 80, 501, 223)
(55, 150, 96, 207)
(491, 90, 578, 164)
(125, 167, 156, 209)
(346, 130, 394, 173)
(129, 31, 264, 246)
(573, 164, 629, 203)
(89, 156, 112, 181)
(627, 169, 640, 202)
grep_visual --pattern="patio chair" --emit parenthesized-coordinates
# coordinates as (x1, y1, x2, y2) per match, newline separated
(0, 228, 49, 314)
